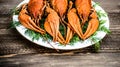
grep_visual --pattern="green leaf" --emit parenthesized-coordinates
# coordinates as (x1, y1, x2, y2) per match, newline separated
(82, 21, 89, 34)
(44, 33, 52, 40)
(25, 29, 29, 35)
(100, 20, 106, 25)
(58, 44, 66, 47)
(70, 34, 81, 45)
(93, 2, 100, 8)
(35, 33, 40, 40)
(9, 21, 21, 28)
(10, 7, 16, 15)
(96, 2, 100, 6)
(91, 36, 100, 43)
(92, 32, 97, 36)
(25, 29, 53, 41)
(98, 26, 111, 34)
(10, 7, 20, 15)
(25, 29, 38, 40)
(92, 42, 101, 52)
(96, 10, 107, 18)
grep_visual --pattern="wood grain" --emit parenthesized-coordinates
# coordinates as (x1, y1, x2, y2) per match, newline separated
(0, 53, 120, 67)
(0, 0, 120, 15)
(0, 0, 120, 67)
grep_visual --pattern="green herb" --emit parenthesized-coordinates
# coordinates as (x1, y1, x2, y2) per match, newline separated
(70, 34, 80, 45)
(91, 36, 100, 43)
(25, 29, 42, 41)
(43, 33, 52, 41)
(96, 8, 111, 34)
(59, 24, 66, 36)
(11, 7, 20, 15)
(10, 7, 21, 28)
(98, 26, 111, 34)
(58, 44, 66, 47)
(92, 42, 101, 52)
(25, 29, 53, 41)
(82, 21, 89, 34)
(99, 20, 106, 25)
(39, 18, 46, 29)
(96, 10, 107, 18)
(93, 2, 100, 8)
(82, 21, 89, 33)
(10, 21, 21, 28)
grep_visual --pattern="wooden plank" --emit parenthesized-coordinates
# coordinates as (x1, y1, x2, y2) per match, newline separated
(0, 0, 120, 15)
(109, 13, 120, 25)
(0, 53, 120, 67)
(0, 0, 22, 4)
(0, 29, 17, 35)
(0, 0, 22, 16)
(93, 0, 120, 13)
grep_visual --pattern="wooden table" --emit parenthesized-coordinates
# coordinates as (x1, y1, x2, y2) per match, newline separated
(0, 0, 120, 67)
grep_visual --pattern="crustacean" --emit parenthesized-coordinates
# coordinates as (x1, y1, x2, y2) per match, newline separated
(50, 0, 68, 18)
(65, 1, 74, 44)
(83, 9, 99, 39)
(28, 0, 46, 26)
(44, 7, 65, 44)
(50, 0, 68, 38)
(18, 4, 45, 34)
(75, 0, 92, 27)
(67, 8, 84, 39)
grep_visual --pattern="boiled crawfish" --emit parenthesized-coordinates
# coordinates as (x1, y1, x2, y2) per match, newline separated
(18, 4, 45, 34)
(75, 0, 92, 27)
(44, 7, 65, 44)
(83, 9, 99, 39)
(50, 0, 68, 39)
(67, 8, 84, 40)
(50, 0, 68, 18)
(28, 0, 45, 26)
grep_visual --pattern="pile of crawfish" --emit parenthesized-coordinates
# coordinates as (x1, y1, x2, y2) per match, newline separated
(18, 0, 99, 45)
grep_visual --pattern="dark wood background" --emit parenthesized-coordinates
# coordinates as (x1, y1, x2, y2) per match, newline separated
(0, 0, 120, 67)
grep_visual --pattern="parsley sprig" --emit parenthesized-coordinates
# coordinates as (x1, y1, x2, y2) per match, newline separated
(10, 21, 21, 28)
(10, 7, 20, 15)
(92, 42, 101, 52)
(25, 29, 41, 41)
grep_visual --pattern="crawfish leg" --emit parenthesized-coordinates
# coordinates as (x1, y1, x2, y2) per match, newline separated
(83, 19, 99, 39)
(83, 22, 92, 36)
(50, 0, 68, 17)
(44, 21, 65, 44)
(58, 32, 66, 44)
(75, 0, 92, 27)
(19, 15, 44, 34)
(68, 1, 73, 12)
(83, 9, 99, 39)
(67, 8, 83, 39)
(19, 4, 45, 34)
(28, 18, 45, 34)
(65, 26, 74, 44)
(48, 20, 59, 42)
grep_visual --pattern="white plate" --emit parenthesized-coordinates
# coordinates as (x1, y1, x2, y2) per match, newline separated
(13, 0, 109, 50)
